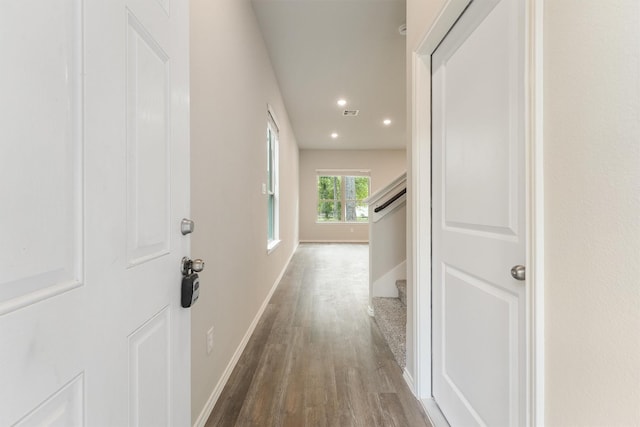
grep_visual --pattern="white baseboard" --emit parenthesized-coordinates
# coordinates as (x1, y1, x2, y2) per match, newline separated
(405, 369, 449, 427)
(192, 243, 298, 427)
(299, 239, 369, 243)
(403, 367, 415, 394)
(421, 398, 450, 427)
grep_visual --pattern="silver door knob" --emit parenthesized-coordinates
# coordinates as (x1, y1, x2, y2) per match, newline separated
(510, 265, 526, 281)
(191, 259, 205, 273)
(181, 257, 205, 275)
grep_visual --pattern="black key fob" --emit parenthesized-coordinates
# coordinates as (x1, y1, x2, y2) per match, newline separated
(181, 273, 200, 308)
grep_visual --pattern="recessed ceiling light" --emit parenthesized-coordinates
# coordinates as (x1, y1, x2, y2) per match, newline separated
(337, 99, 347, 107)
(331, 132, 339, 139)
(383, 119, 392, 126)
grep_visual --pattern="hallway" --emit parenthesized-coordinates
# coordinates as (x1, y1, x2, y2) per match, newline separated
(206, 244, 431, 427)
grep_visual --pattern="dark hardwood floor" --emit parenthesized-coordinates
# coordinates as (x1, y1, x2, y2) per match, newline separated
(206, 243, 432, 427)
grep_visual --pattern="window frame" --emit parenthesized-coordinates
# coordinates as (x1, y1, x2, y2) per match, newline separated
(267, 108, 280, 252)
(316, 170, 371, 224)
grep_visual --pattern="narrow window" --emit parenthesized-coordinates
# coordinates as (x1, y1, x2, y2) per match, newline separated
(317, 176, 342, 222)
(345, 176, 370, 222)
(267, 110, 279, 250)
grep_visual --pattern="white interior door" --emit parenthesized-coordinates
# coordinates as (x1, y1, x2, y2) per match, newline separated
(431, 0, 526, 425)
(0, 0, 191, 425)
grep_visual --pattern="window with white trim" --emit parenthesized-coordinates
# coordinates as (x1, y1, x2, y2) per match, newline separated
(267, 110, 279, 249)
(316, 171, 370, 223)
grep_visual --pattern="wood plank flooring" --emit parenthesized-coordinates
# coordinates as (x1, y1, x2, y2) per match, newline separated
(206, 243, 432, 427)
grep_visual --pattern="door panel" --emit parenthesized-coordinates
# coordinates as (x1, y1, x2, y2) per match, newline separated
(0, 0, 83, 313)
(129, 307, 171, 427)
(441, 265, 518, 426)
(441, 0, 518, 237)
(13, 375, 84, 427)
(126, 10, 171, 266)
(0, 0, 191, 425)
(432, 0, 525, 425)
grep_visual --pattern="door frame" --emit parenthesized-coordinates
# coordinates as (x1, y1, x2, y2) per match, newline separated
(409, 0, 545, 425)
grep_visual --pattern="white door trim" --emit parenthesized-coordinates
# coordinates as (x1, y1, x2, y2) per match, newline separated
(409, 0, 545, 425)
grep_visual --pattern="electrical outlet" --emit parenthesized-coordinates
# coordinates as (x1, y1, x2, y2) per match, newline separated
(206, 327, 214, 355)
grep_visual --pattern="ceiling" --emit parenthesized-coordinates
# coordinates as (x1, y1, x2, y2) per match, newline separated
(251, 0, 407, 150)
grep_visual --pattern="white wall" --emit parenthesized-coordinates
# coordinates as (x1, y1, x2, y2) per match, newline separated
(299, 149, 406, 242)
(189, 0, 299, 422)
(407, 0, 640, 423)
(544, 1, 640, 424)
(370, 204, 407, 284)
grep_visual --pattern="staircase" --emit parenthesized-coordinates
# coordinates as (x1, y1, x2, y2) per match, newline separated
(372, 279, 406, 368)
